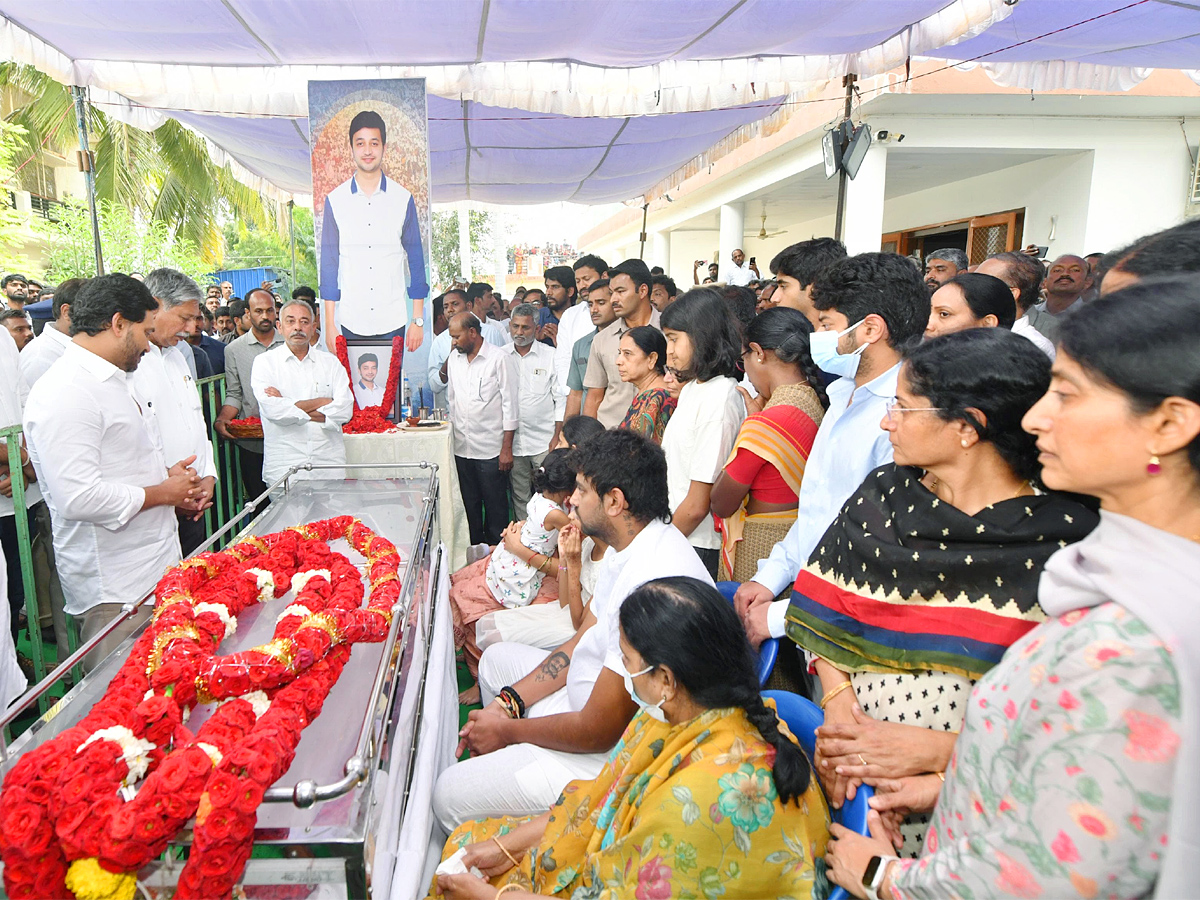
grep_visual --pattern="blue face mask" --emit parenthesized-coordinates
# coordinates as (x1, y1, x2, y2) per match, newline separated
(809, 318, 867, 379)
(620, 661, 667, 723)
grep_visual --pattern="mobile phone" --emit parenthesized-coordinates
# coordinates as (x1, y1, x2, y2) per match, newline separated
(749, 257, 756, 265)
(1035, 245, 1048, 258)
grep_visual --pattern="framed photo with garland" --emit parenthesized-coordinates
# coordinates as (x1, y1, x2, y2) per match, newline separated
(345, 338, 401, 421)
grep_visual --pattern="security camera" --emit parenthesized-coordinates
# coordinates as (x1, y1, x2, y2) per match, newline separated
(875, 130, 906, 144)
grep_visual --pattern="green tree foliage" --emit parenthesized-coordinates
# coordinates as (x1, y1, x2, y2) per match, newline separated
(0, 62, 269, 265)
(0, 120, 46, 273)
(431, 208, 494, 288)
(44, 200, 211, 283)
(222, 206, 318, 295)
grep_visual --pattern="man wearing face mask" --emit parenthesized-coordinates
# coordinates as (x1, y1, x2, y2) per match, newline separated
(733, 253, 930, 651)
(506, 303, 564, 512)
(132, 269, 219, 555)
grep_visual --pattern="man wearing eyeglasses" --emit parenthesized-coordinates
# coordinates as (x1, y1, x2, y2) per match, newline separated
(446, 312, 518, 545)
(733, 252, 931, 650)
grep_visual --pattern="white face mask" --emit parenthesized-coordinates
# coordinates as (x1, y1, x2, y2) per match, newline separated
(809, 318, 867, 378)
(620, 660, 667, 723)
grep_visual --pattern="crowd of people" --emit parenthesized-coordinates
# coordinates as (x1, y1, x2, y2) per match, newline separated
(0, 215, 1196, 900)
(429, 222, 1199, 900)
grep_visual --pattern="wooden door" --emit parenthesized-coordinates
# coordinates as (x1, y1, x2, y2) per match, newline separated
(965, 210, 1024, 265)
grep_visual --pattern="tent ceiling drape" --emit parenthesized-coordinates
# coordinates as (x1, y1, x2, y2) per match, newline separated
(1, 0, 1197, 203)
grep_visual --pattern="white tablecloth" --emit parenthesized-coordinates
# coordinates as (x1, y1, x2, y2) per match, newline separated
(344, 425, 469, 571)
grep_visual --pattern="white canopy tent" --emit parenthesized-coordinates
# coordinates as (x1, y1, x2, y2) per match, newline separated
(2, 0, 1197, 203)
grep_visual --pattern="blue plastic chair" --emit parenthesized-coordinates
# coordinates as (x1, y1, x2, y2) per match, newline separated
(716, 580, 778, 686)
(764, 689, 874, 900)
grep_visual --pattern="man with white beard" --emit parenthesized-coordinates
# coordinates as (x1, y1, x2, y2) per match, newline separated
(505, 303, 563, 513)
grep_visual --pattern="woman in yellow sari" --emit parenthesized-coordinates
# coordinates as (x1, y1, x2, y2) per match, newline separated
(432, 576, 831, 899)
(712, 308, 827, 581)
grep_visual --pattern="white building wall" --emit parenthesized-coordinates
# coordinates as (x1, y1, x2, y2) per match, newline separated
(882, 152, 1095, 257)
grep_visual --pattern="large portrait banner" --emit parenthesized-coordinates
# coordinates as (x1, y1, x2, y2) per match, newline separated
(310, 78, 432, 374)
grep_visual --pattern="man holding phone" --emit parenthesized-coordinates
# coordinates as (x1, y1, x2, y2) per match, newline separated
(725, 248, 758, 286)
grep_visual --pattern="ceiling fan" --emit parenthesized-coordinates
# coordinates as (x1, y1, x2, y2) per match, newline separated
(748, 212, 788, 240)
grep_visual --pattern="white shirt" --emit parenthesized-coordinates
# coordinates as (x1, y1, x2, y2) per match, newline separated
(251, 343, 354, 485)
(508, 340, 565, 456)
(756, 363, 899, 638)
(0, 325, 40, 515)
(319, 173, 429, 336)
(551, 302, 595, 395)
(0, 539, 26, 707)
(427, 322, 511, 408)
(662, 376, 745, 550)
(131, 342, 218, 481)
(24, 342, 181, 615)
(446, 340, 519, 459)
(1011, 316, 1056, 359)
(353, 378, 386, 407)
(726, 262, 755, 287)
(18, 321, 71, 405)
(566, 519, 712, 710)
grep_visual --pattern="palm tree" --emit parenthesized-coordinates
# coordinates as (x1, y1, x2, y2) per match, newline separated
(0, 62, 270, 264)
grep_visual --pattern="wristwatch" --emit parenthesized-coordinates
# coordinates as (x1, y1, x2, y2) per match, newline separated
(863, 855, 898, 900)
(411, 316, 424, 327)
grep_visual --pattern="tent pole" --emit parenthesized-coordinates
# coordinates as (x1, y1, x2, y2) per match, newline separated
(69, 85, 104, 276)
(287, 199, 297, 289)
(638, 202, 648, 259)
(833, 73, 856, 243)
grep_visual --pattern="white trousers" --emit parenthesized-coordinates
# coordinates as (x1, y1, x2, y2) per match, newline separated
(431, 642, 608, 834)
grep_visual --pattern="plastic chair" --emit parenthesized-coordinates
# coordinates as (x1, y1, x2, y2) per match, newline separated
(716, 581, 778, 686)
(763, 689, 874, 900)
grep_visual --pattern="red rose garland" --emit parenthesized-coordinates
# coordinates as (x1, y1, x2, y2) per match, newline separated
(336, 335, 404, 434)
(0, 517, 401, 900)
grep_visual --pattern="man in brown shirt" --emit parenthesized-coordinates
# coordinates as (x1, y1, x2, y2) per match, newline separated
(582, 259, 660, 428)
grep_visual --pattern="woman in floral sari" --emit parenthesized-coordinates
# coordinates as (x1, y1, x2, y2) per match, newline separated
(824, 280, 1199, 899)
(432, 576, 831, 899)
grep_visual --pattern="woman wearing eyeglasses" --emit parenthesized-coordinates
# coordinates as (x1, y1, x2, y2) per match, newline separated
(785, 328, 1098, 856)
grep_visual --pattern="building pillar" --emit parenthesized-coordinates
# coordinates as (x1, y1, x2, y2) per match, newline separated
(652, 231, 671, 272)
(718, 203, 745, 280)
(842, 144, 888, 256)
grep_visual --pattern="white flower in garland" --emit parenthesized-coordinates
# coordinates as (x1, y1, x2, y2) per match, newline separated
(244, 568, 276, 604)
(194, 602, 237, 640)
(291, 569, 332, 594)
(276, 604, 313, 624)
(240, 690, 271, 718)
(77, 726, 157, 785)
(196, 742, 223, 766)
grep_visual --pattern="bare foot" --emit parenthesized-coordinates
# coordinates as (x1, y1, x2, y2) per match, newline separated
(458, 683, 481, 705)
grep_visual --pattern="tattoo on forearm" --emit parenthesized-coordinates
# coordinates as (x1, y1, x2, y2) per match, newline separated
(534, 651, 570, 682)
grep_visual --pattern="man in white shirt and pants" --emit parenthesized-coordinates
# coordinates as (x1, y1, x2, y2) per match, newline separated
(428, 289, 510, 410)
(252, 300, 354, 488)
(434, 428, 713, 830)
(24, 274, 203, 670)
(733, 253, 931, 651)
(446, 312, 518, 546)
(134, 269, 218, 555)
(506, 303, 564, 513)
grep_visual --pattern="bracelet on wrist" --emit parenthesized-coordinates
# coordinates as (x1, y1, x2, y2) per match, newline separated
(819, 680, 854, 709)
(498, 685, 526, 718)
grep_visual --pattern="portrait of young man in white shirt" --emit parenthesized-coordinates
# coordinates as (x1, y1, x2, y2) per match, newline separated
(352, 350, 387, 408)
(320, 109, 428, 355)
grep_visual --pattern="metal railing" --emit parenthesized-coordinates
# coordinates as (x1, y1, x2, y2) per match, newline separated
(2, 374, 246, 727)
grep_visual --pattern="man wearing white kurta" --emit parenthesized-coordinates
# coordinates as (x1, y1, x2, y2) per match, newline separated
(506, 304, 565, 513)
(252, 300, 354, 487)
(134, 269, 218, 555)
(24, 275, 203, 670)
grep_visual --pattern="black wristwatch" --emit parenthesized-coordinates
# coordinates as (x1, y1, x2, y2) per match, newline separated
(863, 855, 898, 900)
